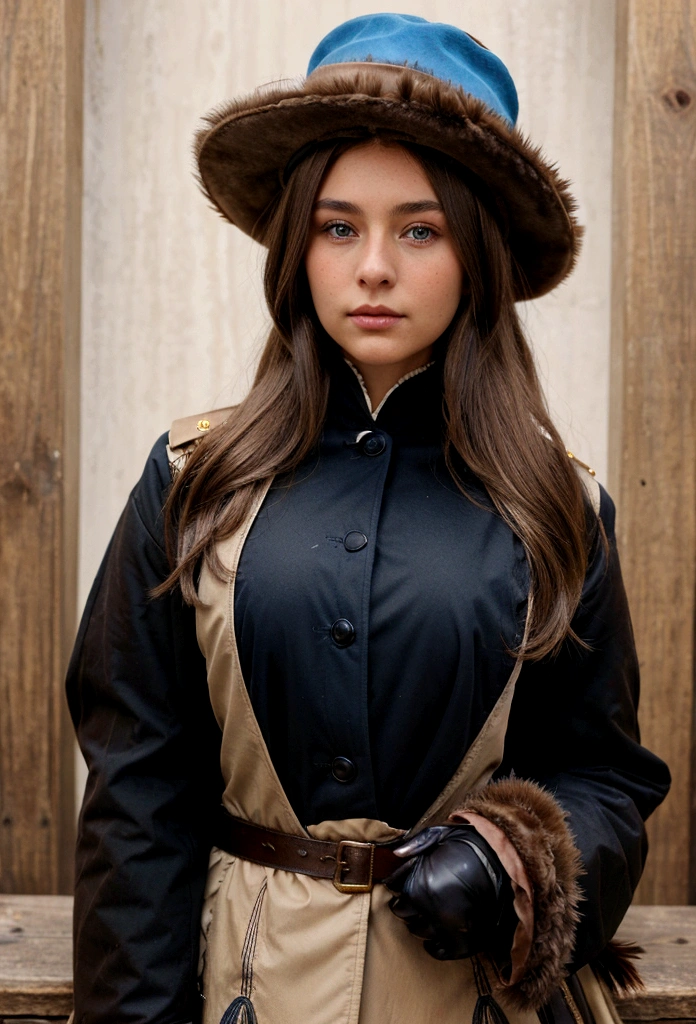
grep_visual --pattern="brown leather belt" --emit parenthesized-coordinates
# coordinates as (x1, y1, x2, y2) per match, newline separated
(215, 810, 404, 894)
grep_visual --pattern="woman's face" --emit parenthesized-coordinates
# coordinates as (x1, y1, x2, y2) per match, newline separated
(305, 142, 464, 380)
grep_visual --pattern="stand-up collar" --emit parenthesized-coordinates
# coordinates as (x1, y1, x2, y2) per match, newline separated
(325, 347, 445, 445)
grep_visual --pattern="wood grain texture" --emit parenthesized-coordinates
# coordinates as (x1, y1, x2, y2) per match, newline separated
(0, 0, 83, 892)
(615, 906, 696, 1019)
(609, 0, 696, 904)
(1, 897, 695, 1021)
(0, 896, 72, 1016)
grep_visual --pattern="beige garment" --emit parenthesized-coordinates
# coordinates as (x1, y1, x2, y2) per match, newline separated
(194, 479, 616, 1024)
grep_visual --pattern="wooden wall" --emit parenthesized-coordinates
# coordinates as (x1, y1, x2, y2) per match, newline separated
(610, 0, 696, 904)
(0, 0, 83, 893)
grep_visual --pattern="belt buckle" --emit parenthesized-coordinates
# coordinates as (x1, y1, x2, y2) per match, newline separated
(333, 840, 375, 894)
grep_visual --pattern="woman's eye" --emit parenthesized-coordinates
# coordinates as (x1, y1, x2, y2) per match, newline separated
(325, 222, 354, 238)
(406, 225, 434, 242)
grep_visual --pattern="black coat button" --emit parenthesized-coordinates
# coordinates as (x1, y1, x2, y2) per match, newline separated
(330, 618, 356, 647)
(361, 432, 386, 456)
(332, 756, 357, 783)
(343, 531, 368, 552)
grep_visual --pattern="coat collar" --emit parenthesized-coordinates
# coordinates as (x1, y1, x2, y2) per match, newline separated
(325, 344, 445, 445)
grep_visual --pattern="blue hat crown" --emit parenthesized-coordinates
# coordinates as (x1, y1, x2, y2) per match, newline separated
(307, 13, 518, 127)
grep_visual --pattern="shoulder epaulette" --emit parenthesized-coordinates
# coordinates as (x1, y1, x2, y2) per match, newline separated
(169, 406, 235, 451)
(567, 450, 600, 514)
(167, 406, 235, 479)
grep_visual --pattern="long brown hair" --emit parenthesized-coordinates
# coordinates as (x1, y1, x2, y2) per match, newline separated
(157, 138, 593, 659)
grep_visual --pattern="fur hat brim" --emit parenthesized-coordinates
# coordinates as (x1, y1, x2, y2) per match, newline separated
(195, 63, 583, 301)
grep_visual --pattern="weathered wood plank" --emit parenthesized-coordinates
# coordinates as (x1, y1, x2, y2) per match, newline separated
(615, 906, 696, 1020)
(609, 0, 696, 903)
(0, 896, 72, 1016)
(0, 895, 73, 939)
(2, 897, 696, 1020)
(0, 0, 83, 892)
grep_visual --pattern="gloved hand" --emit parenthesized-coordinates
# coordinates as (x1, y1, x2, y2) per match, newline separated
(386, 824, 517, 962)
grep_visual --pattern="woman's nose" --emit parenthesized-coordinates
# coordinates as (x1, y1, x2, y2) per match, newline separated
(355, 237, 396, 289)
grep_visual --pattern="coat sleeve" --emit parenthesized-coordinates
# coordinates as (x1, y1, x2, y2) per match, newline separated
(66, 434, 223, 1024)
(452, 484, 671, 1009)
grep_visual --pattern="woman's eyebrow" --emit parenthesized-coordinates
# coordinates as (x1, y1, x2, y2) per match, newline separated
(314, 199, 361, 213)
(313, 199, 444, 215)
(391, 200, 443, 215)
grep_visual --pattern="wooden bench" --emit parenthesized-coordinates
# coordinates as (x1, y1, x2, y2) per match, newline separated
(0, 895, 72, 1022)
(614, 907, 696, 1023)
(0, 896, 694, 1022)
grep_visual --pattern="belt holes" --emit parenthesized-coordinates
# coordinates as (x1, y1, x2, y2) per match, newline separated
(261, 841, 276, 851)
(298, 848, 308, 857)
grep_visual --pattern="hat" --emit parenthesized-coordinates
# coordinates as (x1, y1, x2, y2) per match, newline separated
(195, 13, 581, 299)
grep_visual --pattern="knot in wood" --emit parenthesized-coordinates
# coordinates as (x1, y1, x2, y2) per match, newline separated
(663, 88, 692, 111)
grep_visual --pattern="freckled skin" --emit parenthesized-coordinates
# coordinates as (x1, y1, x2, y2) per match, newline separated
(304, 143, 464, 408)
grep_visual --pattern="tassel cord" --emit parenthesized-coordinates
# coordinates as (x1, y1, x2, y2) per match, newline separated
(220, 995, 258, 1024)
(472, 957, 511, 1024)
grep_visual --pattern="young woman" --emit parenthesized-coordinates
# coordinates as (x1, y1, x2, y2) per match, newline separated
(67, 14, 670, 1024)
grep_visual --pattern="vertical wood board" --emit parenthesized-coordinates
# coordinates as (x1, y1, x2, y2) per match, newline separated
(610, 0, 696, 903)
(0, 0, 83, 892)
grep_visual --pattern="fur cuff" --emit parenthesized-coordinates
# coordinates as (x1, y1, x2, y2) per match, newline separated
(450, 777, 582, 1011)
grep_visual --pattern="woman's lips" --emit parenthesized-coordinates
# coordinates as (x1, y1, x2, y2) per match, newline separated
(348, 306, 405, 330)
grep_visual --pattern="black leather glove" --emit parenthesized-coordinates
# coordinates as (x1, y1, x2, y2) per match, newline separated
(386, 824, 517, 962)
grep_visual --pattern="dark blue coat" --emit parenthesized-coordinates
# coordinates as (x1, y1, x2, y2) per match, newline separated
(66, 358, 670, 1024)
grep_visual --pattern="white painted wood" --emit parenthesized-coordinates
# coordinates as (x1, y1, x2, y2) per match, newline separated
(78, 2, 616, 788)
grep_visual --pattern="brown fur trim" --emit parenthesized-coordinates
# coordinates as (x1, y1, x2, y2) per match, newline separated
(451, 777, 583, 1011)
(194, 64, 583, 300)
(591, 940, 645, 996)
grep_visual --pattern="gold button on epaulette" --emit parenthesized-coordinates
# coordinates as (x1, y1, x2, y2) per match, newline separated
(197, 419, 211, 432)
(566, 450, 596, 476)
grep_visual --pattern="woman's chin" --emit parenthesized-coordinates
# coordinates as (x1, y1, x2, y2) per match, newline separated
(339, 340, 433, 372)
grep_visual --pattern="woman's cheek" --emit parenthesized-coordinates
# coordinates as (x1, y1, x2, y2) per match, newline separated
(307, 251, 343, 313)
(409, 260, 462, 329)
